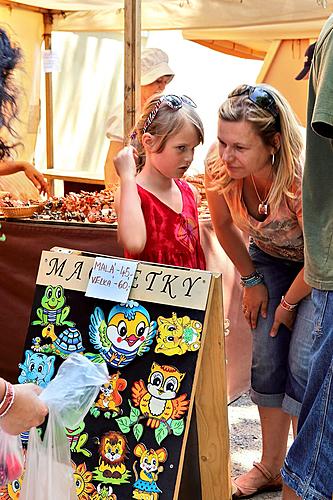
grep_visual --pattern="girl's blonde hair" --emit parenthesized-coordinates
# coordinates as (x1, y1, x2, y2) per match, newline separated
(129, 94, 204, 172)
(206, 84, 303, 212)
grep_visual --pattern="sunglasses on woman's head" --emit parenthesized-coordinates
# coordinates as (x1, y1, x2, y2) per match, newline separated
(228, 85, 279, 120)
(142, 94, 197, 134)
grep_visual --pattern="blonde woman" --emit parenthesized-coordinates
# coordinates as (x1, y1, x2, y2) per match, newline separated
(205, 85, 314, 498)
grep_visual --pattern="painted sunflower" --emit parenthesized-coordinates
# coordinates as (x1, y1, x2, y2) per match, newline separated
(72, 462, 96, 500)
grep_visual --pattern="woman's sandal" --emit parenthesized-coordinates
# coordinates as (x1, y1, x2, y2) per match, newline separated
(232, 461, 283, 498)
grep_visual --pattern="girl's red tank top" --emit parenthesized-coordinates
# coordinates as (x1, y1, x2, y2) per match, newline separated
(124, 179, 206, 270)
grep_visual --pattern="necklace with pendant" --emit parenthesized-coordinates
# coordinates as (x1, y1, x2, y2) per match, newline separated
(250, 173, 272, 215)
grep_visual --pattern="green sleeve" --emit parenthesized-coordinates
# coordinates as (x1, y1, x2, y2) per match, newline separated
(312, 29, 333, 139)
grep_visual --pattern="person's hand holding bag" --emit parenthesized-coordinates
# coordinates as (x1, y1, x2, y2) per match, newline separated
(0, 380, 48, 436)
(20, 354, 109, 500)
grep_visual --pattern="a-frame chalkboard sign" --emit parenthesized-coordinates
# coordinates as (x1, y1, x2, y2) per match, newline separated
(14, 248, 231, 500)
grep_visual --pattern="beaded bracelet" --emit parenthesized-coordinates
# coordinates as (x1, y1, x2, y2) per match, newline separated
(240, 270, 264, 288)
(0, 380, 9, 410)
(0, 381, 15, 418)
(280, 296, 298, 312)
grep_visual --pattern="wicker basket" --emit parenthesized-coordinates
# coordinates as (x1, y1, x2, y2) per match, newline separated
(1, 204, 43, 219)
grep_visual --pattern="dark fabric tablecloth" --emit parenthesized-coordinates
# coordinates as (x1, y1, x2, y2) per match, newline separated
(0, 220, 122, 382)
(0, 219, 251, 401)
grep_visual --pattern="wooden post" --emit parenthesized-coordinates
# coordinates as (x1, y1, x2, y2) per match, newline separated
(124, 0, 141, 140)
(195, 275, 232, 499)
(43, 12, 54, 194)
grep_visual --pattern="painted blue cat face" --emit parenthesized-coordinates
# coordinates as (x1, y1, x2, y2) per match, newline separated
(18, 350, 56, 388)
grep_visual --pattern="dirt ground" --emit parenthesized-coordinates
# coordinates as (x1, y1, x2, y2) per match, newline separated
(228, 393, 294, 500)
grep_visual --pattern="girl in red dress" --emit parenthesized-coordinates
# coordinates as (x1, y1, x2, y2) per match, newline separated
(113, 94, 206, 270)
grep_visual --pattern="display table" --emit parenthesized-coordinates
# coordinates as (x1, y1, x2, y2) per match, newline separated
(0, 218, 251, 401)
(43, 169, 105, 195)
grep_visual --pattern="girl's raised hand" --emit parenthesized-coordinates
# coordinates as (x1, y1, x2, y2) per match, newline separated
(113, 146, 138, 180)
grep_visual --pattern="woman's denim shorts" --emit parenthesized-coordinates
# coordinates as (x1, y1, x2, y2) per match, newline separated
(282, 289, 333, 499)
(249, 243, 314, 417)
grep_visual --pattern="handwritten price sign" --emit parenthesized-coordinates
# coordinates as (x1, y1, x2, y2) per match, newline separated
(85, 257, 138, 302)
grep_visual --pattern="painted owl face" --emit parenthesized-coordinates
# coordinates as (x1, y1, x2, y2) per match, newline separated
(147, 363, 185, 400)
(107, 311, 150, 352)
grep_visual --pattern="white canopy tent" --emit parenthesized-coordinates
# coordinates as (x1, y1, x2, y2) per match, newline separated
(9, 0, 332, 49)
(0, 0, 332, 178)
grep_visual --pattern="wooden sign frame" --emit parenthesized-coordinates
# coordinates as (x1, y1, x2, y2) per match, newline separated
(15, 248, 231, 500)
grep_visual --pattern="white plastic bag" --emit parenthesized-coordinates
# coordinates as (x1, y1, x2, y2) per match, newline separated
(40, 353, 109, 428)
(20, 409, 76, 500)
(0, 429, 24, 486)
(21, 354, 109, 500)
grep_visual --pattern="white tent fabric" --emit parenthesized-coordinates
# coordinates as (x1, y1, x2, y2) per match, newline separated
(1, 0, 329, 172)
(2, 0, 332, 56)
(10, 0, 333, 38)
(33, 30, 262, 176)
(52, 0, 333, 46)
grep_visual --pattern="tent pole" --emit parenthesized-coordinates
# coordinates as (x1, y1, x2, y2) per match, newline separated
(124, 0, 141, 141)
(43, 12, 54, 194)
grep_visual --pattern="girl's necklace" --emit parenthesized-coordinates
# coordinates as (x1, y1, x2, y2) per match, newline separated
(250, 173, 272, 215)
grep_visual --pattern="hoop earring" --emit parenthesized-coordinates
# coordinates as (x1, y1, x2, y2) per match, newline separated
(271, 153, 275, 166)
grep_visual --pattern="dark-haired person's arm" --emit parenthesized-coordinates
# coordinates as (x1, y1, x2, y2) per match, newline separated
(0, 160, 48, 195)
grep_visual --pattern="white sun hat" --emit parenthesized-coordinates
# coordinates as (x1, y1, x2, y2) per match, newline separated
(141, 48, 175, 86)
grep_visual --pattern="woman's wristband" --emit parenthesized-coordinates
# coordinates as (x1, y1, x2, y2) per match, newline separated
(0, 378, 6, 401)
(0, 380, 8, 411)
(240, 270, 264, 288)
(280, 295, 298, 312)
(0, 381, 15, 417)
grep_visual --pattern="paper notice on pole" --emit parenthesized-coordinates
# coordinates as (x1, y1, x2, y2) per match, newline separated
(85, 257, 138, 303)
(42, 50, 60, 73)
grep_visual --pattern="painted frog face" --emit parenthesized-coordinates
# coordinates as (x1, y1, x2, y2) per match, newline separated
(41, 285, 66, 310)
(66, 421, 85, 436)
